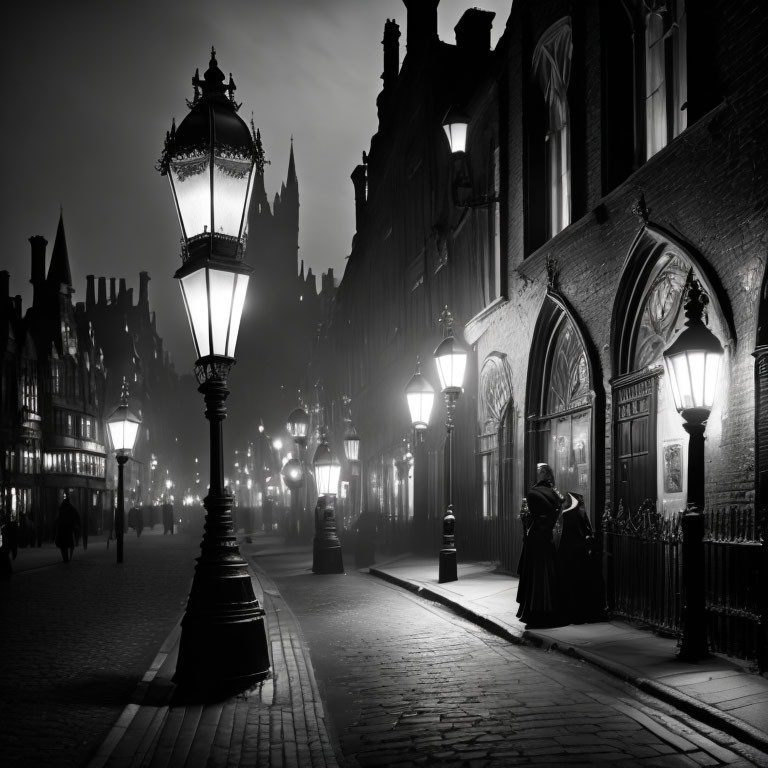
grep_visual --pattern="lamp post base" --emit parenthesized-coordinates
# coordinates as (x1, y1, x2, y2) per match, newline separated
(312, 496, 344, 574)
(439, 549, 457, 583)
(173, 490, 270, 696)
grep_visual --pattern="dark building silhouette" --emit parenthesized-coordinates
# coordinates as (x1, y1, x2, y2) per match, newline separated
(1, 214, 109, 544)
(227, 138, 337, 446)
(310, 0, 768, 669)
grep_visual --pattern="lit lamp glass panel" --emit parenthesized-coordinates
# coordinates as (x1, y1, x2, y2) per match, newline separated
(407, 388, 434, 430)
(212, 156, 256, 237)
(179, 266, 249, 359)
(313, 443, 341, 496)
(344, 434, 360, 462)
(434, 337, 468, 393)
(287, 408, 309, 440)
(169, 155, 211, 240)
(443, 118, 468, 154)
(666, 348, 722, 413)
(107, 409, 140, 454)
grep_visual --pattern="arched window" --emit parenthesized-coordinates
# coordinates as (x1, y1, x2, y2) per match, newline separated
(613, 243, 726, 517)
(532, 18, 572, 239)
(529, 305, 594, 519)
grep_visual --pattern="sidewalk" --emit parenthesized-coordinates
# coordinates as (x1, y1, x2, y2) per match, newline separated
(369, 555, 768, 756)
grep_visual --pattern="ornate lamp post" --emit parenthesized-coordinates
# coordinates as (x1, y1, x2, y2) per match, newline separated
(312, 432, 344, 574)
(662, 276, 724, 662)
(106, 378, 141, 565)
(343, 404, 361, 529)
(406, 357, 435, 553)
(433, 306, 468, 583)
(158, 48, 269, 694)
(287, 402, 310, 542)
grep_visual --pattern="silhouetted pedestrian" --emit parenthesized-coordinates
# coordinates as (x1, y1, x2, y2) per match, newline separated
(516, 463, 564, 628)
(557, 492, 604, 624)
(0, 515, 13, 579)
(354, 511, 377, 568)
(162, 503, 174, 534)
(54, 496, 81, 563)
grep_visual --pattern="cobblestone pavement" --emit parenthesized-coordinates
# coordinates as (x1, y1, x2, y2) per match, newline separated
(0, 530, 199, 767)
(250, 542, 768, 768)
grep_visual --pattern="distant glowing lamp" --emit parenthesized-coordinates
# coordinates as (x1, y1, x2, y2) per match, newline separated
(405, 358, 435, 431)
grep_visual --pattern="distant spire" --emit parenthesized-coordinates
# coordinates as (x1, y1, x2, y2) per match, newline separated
(287, 137, 297, 187)
(47, 210, 73, 289)
(299, 259, 305, 280)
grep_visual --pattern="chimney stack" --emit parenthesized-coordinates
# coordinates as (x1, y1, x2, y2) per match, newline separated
(382, 19, 401, 90)
(109, 278, 117, 304)
(139, 271, 150, 306)
(29, 236, 47, 308)
(403, 0, 439, 54)
(0, 270, 9, 306)
(98, 276, 107, 306)
(455, 8, 495, 58)
(86, 275, 96, 310)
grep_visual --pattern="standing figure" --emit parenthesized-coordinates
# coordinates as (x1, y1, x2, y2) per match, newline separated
(162, 502, 174, 535)
(557, 492, 604, 624)
(516, 463, 563, 628)
(54, 496, 81, 563)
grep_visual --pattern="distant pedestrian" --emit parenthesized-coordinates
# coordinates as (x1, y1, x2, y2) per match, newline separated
(557, 492, 604, 624)
(354, 511, 377, 568)
(0, 515, 13, 579)
(162, 503, 174, 535)
(54, 496, 81, 563)
(134, 506, 144, 537)
(516, 463, 564, 628)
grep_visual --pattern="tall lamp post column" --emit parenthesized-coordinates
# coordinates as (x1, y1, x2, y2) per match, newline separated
(106, 378, 141, 565)
(343, 411, 361, 529)
(663, 276, 724, 662)
(433, 307, 468, 583)
(158, 48, 269, 694)
(312, 431, 344, 574)
(406, 357, 435, 554)
(287, 404, 310, 542)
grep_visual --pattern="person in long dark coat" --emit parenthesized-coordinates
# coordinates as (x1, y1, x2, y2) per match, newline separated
(557, 492, 604, 624)
(54, 497, 81, 563)
(516, 463, 564, 628)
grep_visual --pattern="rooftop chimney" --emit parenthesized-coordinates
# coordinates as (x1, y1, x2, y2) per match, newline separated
(98, 276, 107, 306)
(382, 19, 401, 90)
(109, 278, 117, 304)
(455, 8, 495, 57)
(0, 270, 9, 306)
(139, 271, 150, 306)
(403, 0, 439, 54)
(86, 275, 96, 310)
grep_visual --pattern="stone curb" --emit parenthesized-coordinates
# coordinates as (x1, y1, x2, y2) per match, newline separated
(368, 566, 768, 757)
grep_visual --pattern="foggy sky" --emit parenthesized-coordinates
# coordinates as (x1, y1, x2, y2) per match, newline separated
(1, 0, 509, 370)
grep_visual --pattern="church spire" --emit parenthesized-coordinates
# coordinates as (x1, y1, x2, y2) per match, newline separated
(47, 209, 73, 291)
(287, 136, 297, 187)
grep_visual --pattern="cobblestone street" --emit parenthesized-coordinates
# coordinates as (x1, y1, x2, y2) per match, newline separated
(0, 530, 198, 767)
(251, 541, 766, 767)
(1, 533, 766, 766)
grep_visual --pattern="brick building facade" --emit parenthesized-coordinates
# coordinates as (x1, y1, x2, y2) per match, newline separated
(312, 0, 768, 666)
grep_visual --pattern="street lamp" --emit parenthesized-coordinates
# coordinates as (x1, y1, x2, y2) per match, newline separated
(158, 48, 269, 694)
(434, 306, 468, 583)
(106, 378, 141, 565)
(406, 358, 435, 553)
(312, 431, 344, 574)
(287, 402, 310, 542)
(343, 409, 362, 531)
(662, 275, 724, 662)
(442, 107, 469, 155)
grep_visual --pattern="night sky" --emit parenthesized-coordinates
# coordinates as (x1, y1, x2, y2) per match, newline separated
(1, 0, 509, 369)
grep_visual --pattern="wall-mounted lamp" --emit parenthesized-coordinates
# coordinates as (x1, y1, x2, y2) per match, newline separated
(441, 107, 499, 210)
